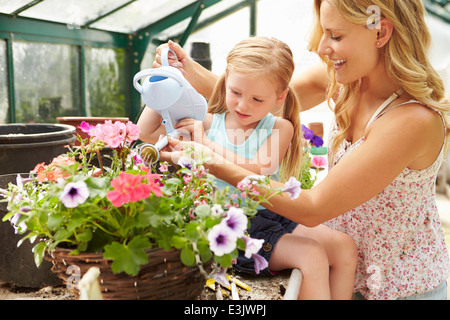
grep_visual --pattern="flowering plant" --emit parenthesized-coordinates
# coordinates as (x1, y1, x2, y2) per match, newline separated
(299, 125, 327, 189)
(1, 120, 298, 279)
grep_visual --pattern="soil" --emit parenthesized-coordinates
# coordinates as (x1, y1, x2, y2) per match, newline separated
(0, 271, 290, 300)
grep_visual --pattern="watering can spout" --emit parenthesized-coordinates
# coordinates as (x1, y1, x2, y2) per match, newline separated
(133, 48, 207, 165)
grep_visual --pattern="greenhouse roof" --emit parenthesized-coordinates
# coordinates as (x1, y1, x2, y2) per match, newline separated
(0, 0, 257, 47)
(0, 0, 258, 123)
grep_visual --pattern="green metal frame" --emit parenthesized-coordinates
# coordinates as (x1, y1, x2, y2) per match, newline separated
(424, 0, 450, 23)
(0, 0, 258, 123)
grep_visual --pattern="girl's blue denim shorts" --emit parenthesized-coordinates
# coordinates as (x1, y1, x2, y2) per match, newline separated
(233, 209, 298, 276)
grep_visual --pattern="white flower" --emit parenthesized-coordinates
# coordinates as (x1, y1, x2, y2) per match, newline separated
(60, 181, 89, 208)
(207, 223, 237, 256)
(282, 176, 302, 200)
(211, 204, 223, 217)
(221, 207, 247, 238)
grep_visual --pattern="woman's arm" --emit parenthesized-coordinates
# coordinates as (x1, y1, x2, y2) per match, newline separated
(153, 41, 219, 99)
(154, 41, 330, 109)
(162, 103, 443, 227)
(292, 62, 330, 111)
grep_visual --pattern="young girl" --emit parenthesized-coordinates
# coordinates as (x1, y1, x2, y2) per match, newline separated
(158, 1, 450, 300)
(139, 36, 357, 300)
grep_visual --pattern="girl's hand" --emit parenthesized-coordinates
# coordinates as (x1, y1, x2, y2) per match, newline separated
(175, 118, 209, 145)
(153, 40, 190, 76)
(159, 138, 224, 167)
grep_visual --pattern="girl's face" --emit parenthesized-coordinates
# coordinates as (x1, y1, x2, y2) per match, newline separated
(225, 71, 286, 129)
(317, 1, 380, 84)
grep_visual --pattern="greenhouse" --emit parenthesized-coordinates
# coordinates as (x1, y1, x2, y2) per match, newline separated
(1, 0, 450, 302)
(0, 0, 257, 124)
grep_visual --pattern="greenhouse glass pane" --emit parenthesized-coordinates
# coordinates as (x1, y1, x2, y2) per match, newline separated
(19, 0, 130, 28)
(13, 41, 80, 123)
(0, 40, 8, 124)
(0, 0, 31, 14)
(84, 47, 127, 117)
(90, 0, 196, 33)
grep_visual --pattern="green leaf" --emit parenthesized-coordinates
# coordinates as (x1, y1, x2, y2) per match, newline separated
(54, 228, 72, 241)
(77, 229, 93, 242)
(194, 204, 210, 219)
(67, 212, 84, 232)
(32, 241, 47, 267)
(180, 245, 195, 266)
(185, 222, 201, 242)
(197, 241, 212, 263)
(47, 213, 63, 230)
(103, 236, 151, 276)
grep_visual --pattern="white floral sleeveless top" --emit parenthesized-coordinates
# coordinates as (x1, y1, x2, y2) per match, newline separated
(325, 100, 450, 300)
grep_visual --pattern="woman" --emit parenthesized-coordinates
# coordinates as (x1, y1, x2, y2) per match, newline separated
(155, 0, 450, 300)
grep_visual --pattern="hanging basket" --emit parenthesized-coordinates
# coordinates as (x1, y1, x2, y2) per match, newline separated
(45, 247, 210, 300)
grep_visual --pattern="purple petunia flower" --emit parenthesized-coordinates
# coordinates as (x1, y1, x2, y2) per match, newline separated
(311, 135, 324, 147)
(252, 253, 269, 274)
(301, 125, 314, 140)
(207, 223, 237, 256)
(211, 267, 231, 287)
(282, 177, 302, 200)
(178, 156, 196, 170)
(222, 207, 247, 237)
(242, 236, 264, 259)
(60, 181, 89, 208)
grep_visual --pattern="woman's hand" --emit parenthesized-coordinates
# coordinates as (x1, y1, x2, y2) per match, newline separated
(153, 40, 191, 76)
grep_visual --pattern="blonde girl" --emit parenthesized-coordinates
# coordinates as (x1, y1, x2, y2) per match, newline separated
(144, 36, 358, 299)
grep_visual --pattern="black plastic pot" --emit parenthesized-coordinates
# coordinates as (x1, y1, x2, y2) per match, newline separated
(0, 123, 76, 175)
(0, 173, 61, 288)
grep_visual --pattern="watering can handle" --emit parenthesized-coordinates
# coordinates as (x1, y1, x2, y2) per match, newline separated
(133, 50, 185, 94)
(161, 47, 177, 67)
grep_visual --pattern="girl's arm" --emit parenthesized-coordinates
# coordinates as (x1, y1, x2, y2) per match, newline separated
(175, 117, 293, 176)
(136, 107, 166, 144)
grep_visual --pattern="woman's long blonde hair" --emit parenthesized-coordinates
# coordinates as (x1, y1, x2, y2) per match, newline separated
(308, 0, 450, 156)
(208, 36, 302, 182)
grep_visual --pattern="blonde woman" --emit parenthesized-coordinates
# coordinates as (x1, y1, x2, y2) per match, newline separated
(156, 0, 450, 300)
(141, 37, 357, 299)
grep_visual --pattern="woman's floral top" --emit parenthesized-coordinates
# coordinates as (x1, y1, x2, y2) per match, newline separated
(325, 101, 450, 300)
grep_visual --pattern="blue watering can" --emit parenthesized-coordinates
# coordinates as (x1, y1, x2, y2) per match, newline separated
(133, 48, 207, 164)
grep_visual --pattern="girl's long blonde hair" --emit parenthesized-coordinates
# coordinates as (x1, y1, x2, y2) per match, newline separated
(208, 36, 302, 182)
(308, 0, 450, 156)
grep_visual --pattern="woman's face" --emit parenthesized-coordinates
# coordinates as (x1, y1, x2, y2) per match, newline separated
(317, 1, 381, 84)
(225, 71, 285, 130)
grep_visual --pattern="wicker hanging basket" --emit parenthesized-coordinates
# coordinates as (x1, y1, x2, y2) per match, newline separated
(45, 247, 209, 300)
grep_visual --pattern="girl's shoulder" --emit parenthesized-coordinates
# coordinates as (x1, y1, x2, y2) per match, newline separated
(273, 116, 293, 130)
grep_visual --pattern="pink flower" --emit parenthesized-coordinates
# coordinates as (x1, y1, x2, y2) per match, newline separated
(107, 172, 161, 207)
(78, 121, 94, 134)
(99, 121, 126, 148)
(159, 164, 168, 172)
(125, 121, 140, 142)
(183, 174, 192, 184)
(311, 156, 327, 168)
